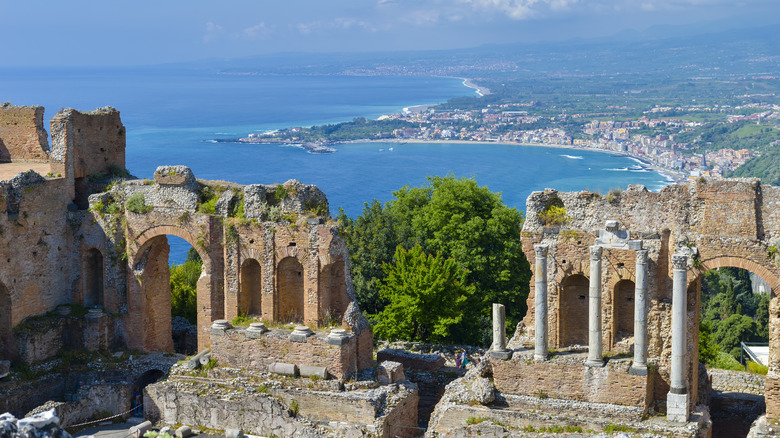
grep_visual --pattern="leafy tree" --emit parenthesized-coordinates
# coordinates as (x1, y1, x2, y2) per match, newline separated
(339, 175, 530, 345)
(698, 320, 719, 365)
(170, 248, 202, 324)
(713, 314, 759, 360)
(373, 245, 474, 343)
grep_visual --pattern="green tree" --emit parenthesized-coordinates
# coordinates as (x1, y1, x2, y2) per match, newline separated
(170, 248, 202, 324)
(373, 245, 474, 343)
(339, 175, 530, 345)
(713, 314, 759, 360)
(698, 320, 719, 365)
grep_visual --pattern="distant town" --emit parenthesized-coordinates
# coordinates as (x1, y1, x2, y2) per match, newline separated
(228, 99, 780, 183)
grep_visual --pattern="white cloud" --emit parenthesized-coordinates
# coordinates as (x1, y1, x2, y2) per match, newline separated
(243, 22, 272, 39)
(203, 22, 224, 43)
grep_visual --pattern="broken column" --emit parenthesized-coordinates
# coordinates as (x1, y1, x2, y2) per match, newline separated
(534, 244, 549, 361)
(489, 303, 511, 359)
(668, 253, 689, 423)
(630, 249, 649, 375)
(586, 245, 604, 367)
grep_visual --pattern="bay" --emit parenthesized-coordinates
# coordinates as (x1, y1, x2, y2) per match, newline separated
(0, 67, 670, 262)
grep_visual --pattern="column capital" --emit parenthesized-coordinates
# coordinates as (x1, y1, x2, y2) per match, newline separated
(672, 254, 688, 270)
(534, 244, 549, 257)
(589, 245, 603, 260)
(636, 249, 648, 264)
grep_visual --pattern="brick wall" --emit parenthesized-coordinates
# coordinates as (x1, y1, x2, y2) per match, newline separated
(0, 104, 49, 162)
(492, 352, 652, 412)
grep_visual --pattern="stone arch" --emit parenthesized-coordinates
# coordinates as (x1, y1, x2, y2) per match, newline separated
(690, 254, 780, 419)
(559, 273, 589, 347)
(277, 256, 304, 323)
(694, 255, 780, 298)
(83, 248, 104, 308)
(613, 279, 635, 340)
(239, 258, 262, 316)
(319, 257, 349, 322)
(0, 281, 12, 361)
(128, 225, 216, 352)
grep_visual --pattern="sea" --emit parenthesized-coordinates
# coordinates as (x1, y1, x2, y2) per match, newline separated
(0, 66, 671, 262)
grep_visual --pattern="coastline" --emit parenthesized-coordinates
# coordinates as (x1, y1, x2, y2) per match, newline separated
(460, 78, 491, 97)
(343, 138, 685, 186)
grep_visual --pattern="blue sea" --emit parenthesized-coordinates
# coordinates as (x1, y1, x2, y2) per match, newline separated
(0, 67, 671, 262)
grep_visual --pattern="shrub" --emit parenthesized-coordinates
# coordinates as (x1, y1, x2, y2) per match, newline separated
(126, 193, 152, 214)
(537, 205, 570, 227)
(747, 361, 768, 375)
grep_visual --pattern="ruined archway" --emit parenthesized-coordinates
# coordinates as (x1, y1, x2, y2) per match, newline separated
(319, 259, 349, 322)
(83, 248, 104, 308)
(277, 256, 304, 323)
(128, 225, 216, 353)
(614, 279, 635, 341)
(559, 274, 589, 347)
(239, 258, 262, 316)
(0, 281, 11, 361)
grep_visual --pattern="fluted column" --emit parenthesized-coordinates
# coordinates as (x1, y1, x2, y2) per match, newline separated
(534, 244, 549, 361)
(586, 245, 604, 367)
(667, 254, 689, 423)
(630, 249, 649, 375)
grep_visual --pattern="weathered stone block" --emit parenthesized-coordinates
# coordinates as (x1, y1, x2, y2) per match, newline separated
(225, 428, 244, 438)
(666, 392, 689, 423)
(377, 349, 445, 372)
(210, 320, 232, 336)
(153, 166, 196, 187)
(289, 326, 314, 343)
(377, 361, 405, 385)
(175, 425, 192, 438)
(327, 328, 351, 346)
(130, 420, 152, 437)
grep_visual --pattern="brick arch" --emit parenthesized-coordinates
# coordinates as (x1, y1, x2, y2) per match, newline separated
(694, 255, 780, 298)
(239, 257, 263, 317)
(126, 225, 218, 353)
(132, 225, 211, 272)
(558, 273, 589, 347)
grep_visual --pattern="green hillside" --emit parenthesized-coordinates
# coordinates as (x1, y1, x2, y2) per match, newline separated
(729, 145, 780, 185)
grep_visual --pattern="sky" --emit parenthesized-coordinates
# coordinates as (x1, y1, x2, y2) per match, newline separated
(1, 0, 779, 67)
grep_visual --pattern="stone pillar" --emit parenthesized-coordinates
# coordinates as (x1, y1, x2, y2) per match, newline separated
(489, 303, 512, 360)
(630, 249, 649, 375)
(534, 244, 549, 361)
(668, 254, 689, 423)
(586, 246, 604, 367)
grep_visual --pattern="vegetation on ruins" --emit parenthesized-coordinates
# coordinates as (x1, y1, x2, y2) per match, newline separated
(338, 175, 530, 346)
(537, 204, 570, 227)
(170, 248, 202, 324)
(373, 245, 474, 343)
(126, 192, 152, 214)
(699, 267, 769, 371)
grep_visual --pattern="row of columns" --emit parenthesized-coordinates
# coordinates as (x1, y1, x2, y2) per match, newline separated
(532, 244, 650, 373)
(531, 244, 689, 422)
(488, 244, 690, 422)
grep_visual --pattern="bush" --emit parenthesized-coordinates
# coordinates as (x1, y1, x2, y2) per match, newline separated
(710, 351, 744, 371)
(537, 205, 569, 226)
(126, 192, 152, 214)
(747, 361, 768, 375)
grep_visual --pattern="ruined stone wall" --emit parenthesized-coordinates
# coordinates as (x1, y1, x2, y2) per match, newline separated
(518, 178, 780, 418)
(0, 104, 49, 162)
(209, 328, 358, 380)
(492, 352, 652, 411)
(709, 369, 765, 396)
(50, 107, 124, 180)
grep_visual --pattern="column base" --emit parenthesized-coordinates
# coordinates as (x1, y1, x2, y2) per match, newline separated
(489, 350, 513, 360)
(534, 353, 548, 362)
(585, 359, 605, 367)
(666, 391, 689, 423)
(629, 364, 648, 376)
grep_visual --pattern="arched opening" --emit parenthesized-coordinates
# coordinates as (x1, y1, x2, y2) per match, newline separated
(83, 248, 104, 308)
(319, 259, 348, 323)
(696, 265, 772, 437)
(614, 279, 635, 341)
(559, 274, 589, 347)
(239, 258, 262, 316)
(277, 257, 304, 323)
(0, 282, 12, 361)
(131, 233, 207, 354)
(132, 369, 166, 417)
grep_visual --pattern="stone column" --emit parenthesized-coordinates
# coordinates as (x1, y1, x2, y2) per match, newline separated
(668, 254, 689, 423)
(586, 246, 604, 367)
(534, 244, 549, 361)
(630, 249, 649, 375)
(489, 303, 512, 360)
